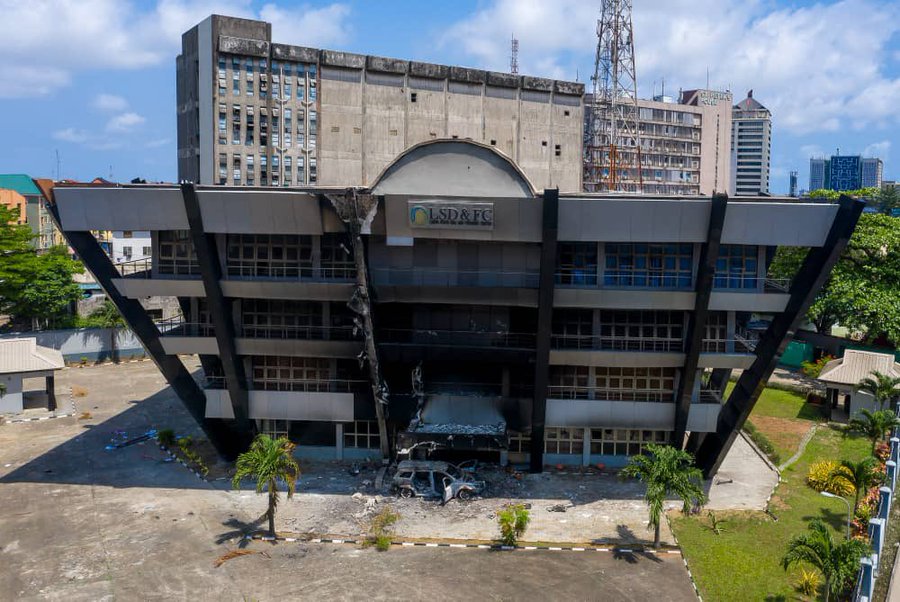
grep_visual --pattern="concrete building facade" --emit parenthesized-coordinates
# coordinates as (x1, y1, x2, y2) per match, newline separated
(730, 91, 771, 196)
(583, 89, 732, 196)
(861, 157, 884, 189)
(177, 15, 584, 192)
(809, 155, 884, 191)
(0, 175, 61, 250)
(49, 139, 862, 475)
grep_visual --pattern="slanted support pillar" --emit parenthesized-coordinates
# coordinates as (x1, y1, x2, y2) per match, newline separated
(693, 195, 865, 476)
(181, 183, 253, 436)
(673, 193, 727, 448)
(530, 188, 559, 473)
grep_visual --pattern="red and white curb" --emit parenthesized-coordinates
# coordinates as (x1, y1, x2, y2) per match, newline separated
(665, 513, 704, 602)
(241, 533, 681, 554)
(158, 444, 210, 482)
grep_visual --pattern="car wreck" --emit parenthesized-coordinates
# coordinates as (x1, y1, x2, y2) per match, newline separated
(391, 460, 486, 503)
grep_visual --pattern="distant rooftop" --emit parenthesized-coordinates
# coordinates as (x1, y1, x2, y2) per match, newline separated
(818, 349, 900, 386)
(0, 174, 41, 196)
(734, 90, 768, 112)
(0, 338, 64, 375)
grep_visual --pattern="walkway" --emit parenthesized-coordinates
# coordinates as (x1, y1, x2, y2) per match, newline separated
(706, 433, 779, 511)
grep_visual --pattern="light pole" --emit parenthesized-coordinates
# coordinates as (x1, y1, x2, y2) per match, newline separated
(820, 491, 852, 539)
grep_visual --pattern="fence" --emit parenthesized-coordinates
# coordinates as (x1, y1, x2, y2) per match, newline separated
(853, 406, 900, 600)
(0, 327, 147, 363)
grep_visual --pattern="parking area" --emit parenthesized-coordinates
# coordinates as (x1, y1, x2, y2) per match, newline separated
(0, 359, 698, 600)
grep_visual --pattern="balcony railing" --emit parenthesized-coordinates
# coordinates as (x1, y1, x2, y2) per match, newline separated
(547, 386, 674, 403)
(158, 258, 202, 277)
(551, 333, 683, 352)
(700, 338, 756, 354)
(226, 260, 355, 281)
(556, 268, 693, 290)
(115, 257, 151, 278)
(713, 275, 791, 292)
(370, 267, 540, 288)
(204, 376, 227, 390)
(380, 328, 536, 349)
(158, 317, 214, 337)
(697, 389, 723, 404)
(239, 324, 358, 341)
(253, 378, 368, 393)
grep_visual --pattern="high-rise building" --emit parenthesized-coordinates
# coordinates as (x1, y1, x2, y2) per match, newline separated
(582, 89, 732, 195)
(49, 139, 860, 475)
(730, 90, 771, 196)
(789, 171, 798, 197)
(809, 158, 829, 191)
(177, 15, 584, 191)
(861, 157, 884, 188)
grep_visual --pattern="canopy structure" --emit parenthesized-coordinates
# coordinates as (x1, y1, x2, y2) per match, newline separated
(0, 338, 64, 414)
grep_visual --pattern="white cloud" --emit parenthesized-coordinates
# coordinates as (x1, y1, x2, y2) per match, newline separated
(863, 140, 891, 158)
(145, 138, 172, 148)
(260, 3, 352, 48)
(0, 1, 352, 97)
(800, 144, 825, 158)
(52, 128, 90, 143)
(442, 0, 900, 135)
(93, 94, 129, 112)
(106, 112, 146, 133)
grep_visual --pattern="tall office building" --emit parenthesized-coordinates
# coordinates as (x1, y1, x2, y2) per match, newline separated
(583, 89, 732, 196)
(730, 91, 771, 196)
(789, 171, 798, 197)
(809, 158, 828, 191)
(177, 15, 584, 191)
(861, 157, 884, 188)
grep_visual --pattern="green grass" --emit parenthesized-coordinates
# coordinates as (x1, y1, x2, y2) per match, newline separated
(672, 425, 872, 601)
(725, 382, 823, 422)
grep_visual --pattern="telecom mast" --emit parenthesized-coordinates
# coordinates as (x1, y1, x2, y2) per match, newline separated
(584, 0, 642, 193)
(510, 34, 519, 75)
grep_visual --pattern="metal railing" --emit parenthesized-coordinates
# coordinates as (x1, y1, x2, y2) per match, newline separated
(551, 333, 683, 352)
(252, 378, 368, 393)
(158, 317, 214, 337)
(158, 258, 202, 277)
(115, 257, 151, 278)
(370, 267, 540, 288)
(204, 376, 227, 390)
(712, 275, 792, 292)
(239, 324, 358, 341)
(379, 328, 536, 349)
(555, 266, 598, 287)
(700, 338, 756, 354)
(697, 389, 723, 404)
(226, 260, 356, 281)
(547, 386, 674, 403)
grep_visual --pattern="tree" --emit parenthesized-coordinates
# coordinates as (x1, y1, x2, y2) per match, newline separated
(875, 186, 900, 214)
(782, 519, 869, 601)
(857, 370, 900, 411)
(620, 443, 706, 548)
(231, 434, 300, 536)
(848, 409, 900, 454)
(829, 457, 881, 513)
(768, 213, 900, 344)
(81, 300, 127, 362)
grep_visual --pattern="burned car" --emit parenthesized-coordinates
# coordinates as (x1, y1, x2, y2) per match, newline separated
(391, 460, 485, 502)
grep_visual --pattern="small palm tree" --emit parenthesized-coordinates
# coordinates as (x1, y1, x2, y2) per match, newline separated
(830, 457, 881, 513)
(232, 434, 301, 536)
(782, 519, 869, 602)
(857, 370, 900, 411)
(621, 443, 706, 548)
(848, 408, 900, 454)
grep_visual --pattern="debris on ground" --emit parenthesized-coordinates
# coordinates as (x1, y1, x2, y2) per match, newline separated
(213, 549, 270, 568)
(548, 504, 570, 513)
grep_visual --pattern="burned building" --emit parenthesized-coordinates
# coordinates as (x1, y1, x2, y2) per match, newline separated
(49, 140, 861, 475)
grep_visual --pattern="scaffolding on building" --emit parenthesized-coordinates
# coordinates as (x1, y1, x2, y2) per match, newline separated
(583, 0, 642, 193)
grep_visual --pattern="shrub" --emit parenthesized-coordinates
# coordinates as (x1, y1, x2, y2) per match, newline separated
(497, 504, 530, 547)
(157, 429, 176, 448)
(875, 441, 890, 462)
(707, 510, 726, 535)
(807, 461, 854, 496)
(744, 420, 782, 465)
(796, 568, 822, 596)
(802, 355, 835, 378)
(364, 507, 400, 552)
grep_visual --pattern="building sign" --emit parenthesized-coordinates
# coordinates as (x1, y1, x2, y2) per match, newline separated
(697, 90, 732, 106)
(408, 200, 494, 230)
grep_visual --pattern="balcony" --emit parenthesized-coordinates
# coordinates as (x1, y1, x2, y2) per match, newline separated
(114, 257, 151, 278)
(551, 333, 682, 352)
(240, 324, 357, 341)
(226, 260, 355, 281)
(556, 268, 693, 290)
(371, 267, 540, 289)
(547, 386, 673, 403)
(380, 328, 536, 348)
(713, 275, 791, 293)
(157, 258, 202, 277)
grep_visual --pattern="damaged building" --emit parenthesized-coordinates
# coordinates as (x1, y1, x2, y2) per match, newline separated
(48, 139, 861, 475)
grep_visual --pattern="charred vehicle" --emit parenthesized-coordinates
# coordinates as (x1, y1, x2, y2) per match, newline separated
(391, 460, 485, 502)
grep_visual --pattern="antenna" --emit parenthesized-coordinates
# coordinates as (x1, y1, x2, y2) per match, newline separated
(583, 0, 642, 193)
(510, 34, 519, 75)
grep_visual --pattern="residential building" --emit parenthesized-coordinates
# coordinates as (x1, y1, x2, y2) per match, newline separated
(0, 174, 62, 249)
(730, 90, 771, 196)
(177, 15, 584, 191)
(809, 155, 883, 191)
(583, 89, 732, 196)
(111, 230, 152, 264)
(861, 157, 884, 189)
(49, 139, 860, 476)
(0, 188, 26, 225)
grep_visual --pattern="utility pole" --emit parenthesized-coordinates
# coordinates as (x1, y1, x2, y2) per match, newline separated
(583, 0, 642, 193)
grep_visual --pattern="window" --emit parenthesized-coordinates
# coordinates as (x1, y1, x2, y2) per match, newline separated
(593, 367, 676, 402)
(251, 356, 353, 392)
(142, 246, 151, 256)
(232, 78, 240, 95)
(410, 92, 417, 103)
(232, 125, 240, 145)
(284, 83, 291, 99)
(246, 79, 254, 96)
(226, 233, 313, 278)
(715, 245, 759, 289)
(555, 144, 561, 157)
(246, 59, 254, 74)
(242, 299, 323, 338)
(344, 421, 380, 449)
(544, 427, 583, 455)
(261, 419, 289, 439)
(551, 309, 593, 349)
(556, 242, 597, 285)
(549, 366, 590, 399)
(157, 230, 198, 275)
(122, 231, 133, 238)
(508, 431, 531, 454)
(122, 246, 132, 257)
(218, 113, 226, 132)
(596, 310, 683, 352)
(604, 243, 693, 288)
(590, 429, 668, 456)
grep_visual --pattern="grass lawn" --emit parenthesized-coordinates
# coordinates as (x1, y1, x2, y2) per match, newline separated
(672, 424, 871, 601)
(725, 382, 825, 462)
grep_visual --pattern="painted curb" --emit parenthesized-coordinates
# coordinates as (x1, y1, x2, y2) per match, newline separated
(158, 444, 210, 482)
(240, 533, 680, 554)
(3, 388, 77, 424)
(665, 513, 704, 602)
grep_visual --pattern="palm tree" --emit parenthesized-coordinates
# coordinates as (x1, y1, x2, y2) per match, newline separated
(232, 434, 301, 536)
(857, 370, 900, 411)
(848, 409, 900, 454)
(621, 443, 706, 548)
(782, 519, 869, 601)
(830, 457, 881, 513)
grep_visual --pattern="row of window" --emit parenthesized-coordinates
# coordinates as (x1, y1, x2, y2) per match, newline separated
(219, 152, 316, 186)
(218, 55, 318, 102)
(549, 366, 676, 402)
(544, 427, 670, 456)
(257, 419, 379, 449)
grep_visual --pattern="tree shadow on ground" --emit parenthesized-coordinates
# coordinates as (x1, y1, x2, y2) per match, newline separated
(802, 506, 850, 533)
(216, 515, 268, 548)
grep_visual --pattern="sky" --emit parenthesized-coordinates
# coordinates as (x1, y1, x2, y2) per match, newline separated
(1, 0, 899, 193)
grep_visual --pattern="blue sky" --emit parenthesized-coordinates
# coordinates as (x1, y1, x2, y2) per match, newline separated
(1, 0, 898, 193)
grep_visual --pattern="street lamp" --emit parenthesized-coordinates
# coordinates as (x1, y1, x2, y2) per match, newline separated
(820, 491, 852, 539)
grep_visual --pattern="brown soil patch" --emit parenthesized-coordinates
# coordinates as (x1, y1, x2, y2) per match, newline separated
(751, 416, 812, 460)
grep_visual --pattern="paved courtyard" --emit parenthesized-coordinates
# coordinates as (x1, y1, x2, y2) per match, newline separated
(0, 359, 702, 600)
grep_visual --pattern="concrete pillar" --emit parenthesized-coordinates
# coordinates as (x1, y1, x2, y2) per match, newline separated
(582, 427, 591, 467)
(45, 374, 56, 412)
(726, 311, 736, 353)
(879, 486, 892, 521)
(869, 518, 885, 573)
(887, 461, 897, 493)
(499, 450, 509, 467)
(891, 437, 899, 465)
(860, 556, 875, 600)
(335, 423, 344, 460)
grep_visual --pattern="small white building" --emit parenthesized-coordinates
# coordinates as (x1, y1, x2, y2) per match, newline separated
(818, 349, 900, 418)
(111, 230, 152, 264)
(0, 338, 65, 414)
